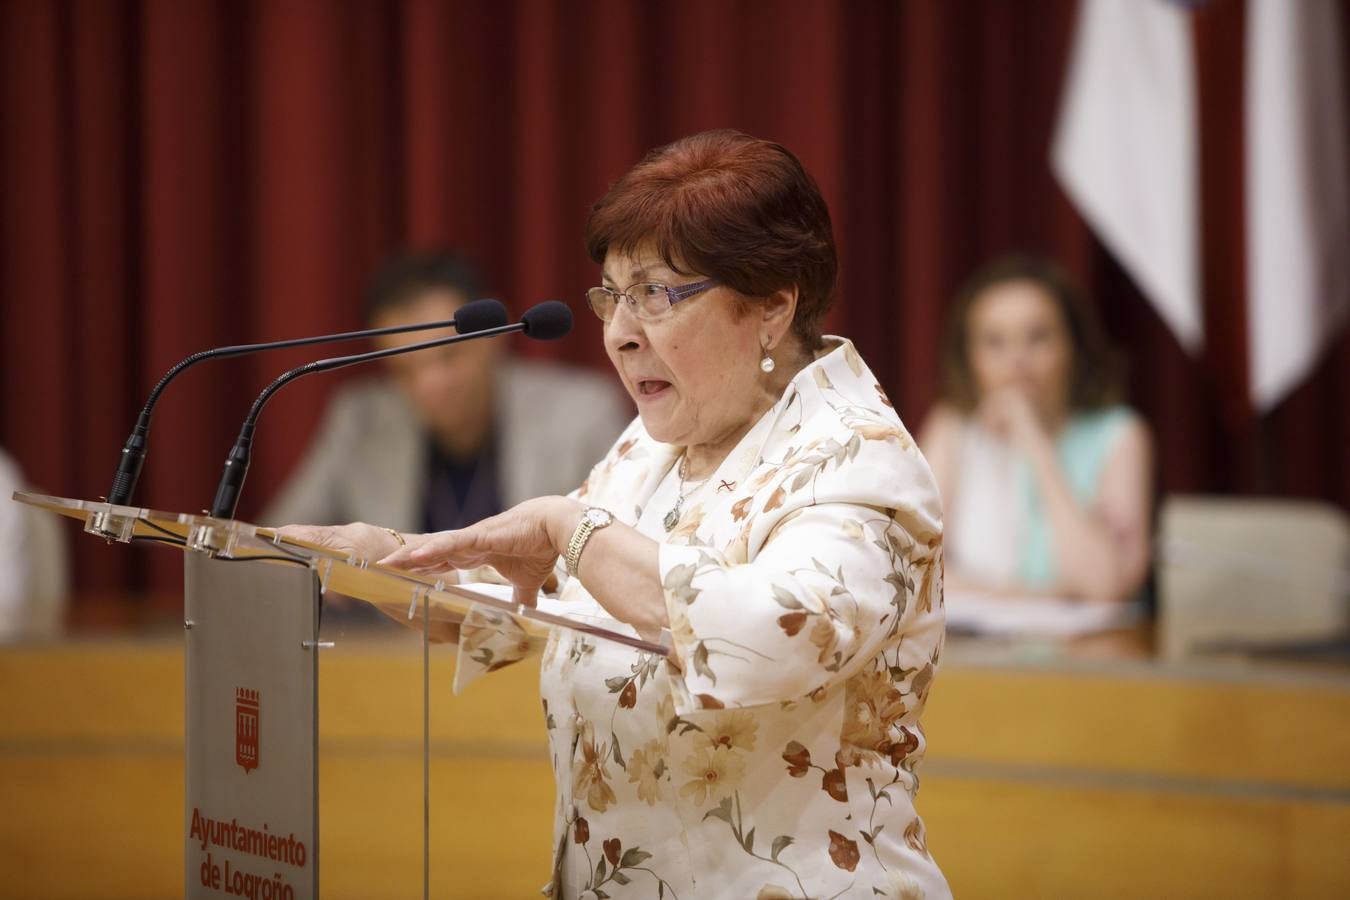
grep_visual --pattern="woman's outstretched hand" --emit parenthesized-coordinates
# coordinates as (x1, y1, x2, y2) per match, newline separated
(275, 522, 437, 562)
(272, 522, 451, 627)
(275, 522, 397, 560)
(377, 496, 582, 608)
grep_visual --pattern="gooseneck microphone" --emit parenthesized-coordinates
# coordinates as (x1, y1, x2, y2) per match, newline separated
(208, 300, 573, 520)
(102, 298, 507, 509)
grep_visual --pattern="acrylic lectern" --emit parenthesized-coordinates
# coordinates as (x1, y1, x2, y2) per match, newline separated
(11, 490, 666, 900)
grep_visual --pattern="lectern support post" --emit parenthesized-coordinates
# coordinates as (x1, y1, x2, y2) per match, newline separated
(184, 553, 321, 900)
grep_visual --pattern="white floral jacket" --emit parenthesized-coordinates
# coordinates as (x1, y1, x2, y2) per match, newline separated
(458, 338, 949, 900)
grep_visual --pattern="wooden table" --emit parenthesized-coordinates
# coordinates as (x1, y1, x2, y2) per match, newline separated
(1, 629, 1347, 899)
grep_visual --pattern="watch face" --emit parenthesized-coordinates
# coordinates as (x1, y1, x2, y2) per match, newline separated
(585, 508, 613, 527)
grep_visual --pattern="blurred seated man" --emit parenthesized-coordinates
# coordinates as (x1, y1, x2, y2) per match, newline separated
(918, 254, 1153, 625)
(263, 250, 631, 585)
(1, 448, 68, 640)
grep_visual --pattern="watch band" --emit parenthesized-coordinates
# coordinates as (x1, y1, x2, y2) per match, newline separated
(565, 507, 612, 577)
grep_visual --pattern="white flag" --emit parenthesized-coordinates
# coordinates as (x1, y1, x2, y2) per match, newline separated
(1245, 0, 1350, 412)
(1052, 0, 1203, 352)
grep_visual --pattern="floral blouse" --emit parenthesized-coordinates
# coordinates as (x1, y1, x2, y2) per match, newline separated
(456, 338, 949, 900)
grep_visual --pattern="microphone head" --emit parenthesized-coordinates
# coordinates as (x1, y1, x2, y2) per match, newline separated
(520, 301, 573, 341)
(455, 298, 509, 334)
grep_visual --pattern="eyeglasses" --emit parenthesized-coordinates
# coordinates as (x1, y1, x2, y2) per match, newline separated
(584, 278, 720, 322)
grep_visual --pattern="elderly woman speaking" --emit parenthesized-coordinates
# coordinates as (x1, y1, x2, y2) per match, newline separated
(303, 130, 948, 899)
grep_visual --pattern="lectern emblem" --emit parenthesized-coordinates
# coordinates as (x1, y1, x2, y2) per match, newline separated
(235, 687, 260, 773)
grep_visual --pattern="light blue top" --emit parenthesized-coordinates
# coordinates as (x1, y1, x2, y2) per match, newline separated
(1018, 405, 1136, 588)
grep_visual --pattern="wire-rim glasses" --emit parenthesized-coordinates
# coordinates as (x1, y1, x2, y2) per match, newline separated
(585, 278, 720, 322)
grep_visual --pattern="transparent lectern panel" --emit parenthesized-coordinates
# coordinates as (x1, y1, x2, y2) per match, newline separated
(10, 491, 667, 897)
(309, 589, 562, 896)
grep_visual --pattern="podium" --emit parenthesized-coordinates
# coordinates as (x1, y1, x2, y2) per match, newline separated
(12, 490, 666, 899)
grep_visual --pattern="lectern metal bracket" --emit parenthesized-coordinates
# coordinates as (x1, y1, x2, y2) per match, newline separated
(187, 521, 242, 558)
(85, 509, 136, 543)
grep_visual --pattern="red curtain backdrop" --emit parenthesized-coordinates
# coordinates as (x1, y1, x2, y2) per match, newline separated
(2, 0, 1347, 609)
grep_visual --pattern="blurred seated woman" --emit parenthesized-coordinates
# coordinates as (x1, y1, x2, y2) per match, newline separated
(288, 130, 949, 898)
(918, 254, 1152, 605)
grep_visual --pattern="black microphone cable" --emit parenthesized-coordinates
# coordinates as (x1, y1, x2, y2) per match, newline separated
(208, 301, 573, 520)
(101, 298, 508, 509)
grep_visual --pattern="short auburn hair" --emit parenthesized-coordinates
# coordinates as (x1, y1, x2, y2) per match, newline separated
(939, 253, 1125, 412)
(585, 129, 837, 350)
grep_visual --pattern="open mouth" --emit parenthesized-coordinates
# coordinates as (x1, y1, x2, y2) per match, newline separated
(636, 379, 671, 398)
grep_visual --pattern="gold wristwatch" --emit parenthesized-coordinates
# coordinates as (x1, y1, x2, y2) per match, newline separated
(564, 507, 613, 577)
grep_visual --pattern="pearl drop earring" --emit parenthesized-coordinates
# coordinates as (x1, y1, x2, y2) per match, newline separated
(760, 353, 776, 373)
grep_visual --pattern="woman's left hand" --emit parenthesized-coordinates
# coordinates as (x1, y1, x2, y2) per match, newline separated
(276, 521, 410, 561)
(378, 496, 582, 608)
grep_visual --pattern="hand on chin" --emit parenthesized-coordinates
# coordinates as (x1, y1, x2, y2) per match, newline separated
(979, 387, 1045, 448)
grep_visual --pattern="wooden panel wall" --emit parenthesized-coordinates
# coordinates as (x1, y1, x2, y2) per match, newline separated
(1, 639, 1347, 899)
